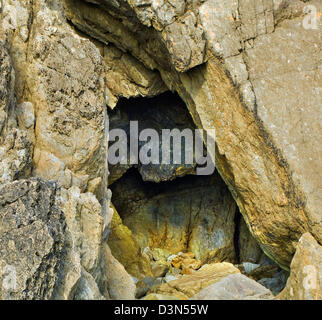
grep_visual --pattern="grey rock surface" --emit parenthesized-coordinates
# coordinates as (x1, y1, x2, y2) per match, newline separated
(0, 178, 81, 300)
(278, 233, 322, 300)
(190, 273, 274, 300)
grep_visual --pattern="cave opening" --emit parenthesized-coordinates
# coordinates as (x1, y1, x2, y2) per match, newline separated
(107, 91, 287, 297)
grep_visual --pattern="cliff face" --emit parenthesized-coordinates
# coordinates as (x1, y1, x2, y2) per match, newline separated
(0, 0, 321, 300)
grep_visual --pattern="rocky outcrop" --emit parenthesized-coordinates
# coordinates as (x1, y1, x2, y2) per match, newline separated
(0, 0, 140, 300)
(0, 0, 321, 301)
(0, 2, 121, 300)
(190, 273, 274, 300)
(29, 7, 107, 195)
(64, 0, 206, 73)
(1, 0, 108, 200)
(278, 233, 322, 300)
(63, 0, 322, 269)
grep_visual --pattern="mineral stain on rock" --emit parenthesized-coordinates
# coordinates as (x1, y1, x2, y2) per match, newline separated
(109, 167, 237, 274)
(107, 94, 288, 298)
(107, 91, 237, 274)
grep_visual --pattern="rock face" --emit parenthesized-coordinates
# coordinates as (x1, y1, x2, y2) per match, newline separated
(98, 244, 136, 300)
(0, 0, 321, 301)
(64, 0, 206, 73)
(103, 44, 168, 108)
(29, 7, 107, 195)
(0, 179, 81, 300)
(190, 274, 274, 300)
(0, 43, 33, 185)
(63, 0, 322, 269)
(278, 233, 322, 300)
(1, 0, 108, 199)
(107, 204, 152, 279)
(110, 169, 237, 267)
(0, 178, 135, 300)
(0, 0, 121, 300)
(61, 186, 104, 275)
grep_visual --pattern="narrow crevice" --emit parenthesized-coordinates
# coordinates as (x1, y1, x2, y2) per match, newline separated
(234, 207, 241, 264)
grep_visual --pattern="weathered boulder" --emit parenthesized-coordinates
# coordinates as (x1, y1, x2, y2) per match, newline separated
(258, 270, 288, 296)
(190, 274, 274, 300)
(278, 233, 322, 300)
(151, 262, 169, 278)
(149, 262, 240, 299)
(110, 169, 237, 265)
(180, 259, 202, 275)
(136, 276, 163, 299)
